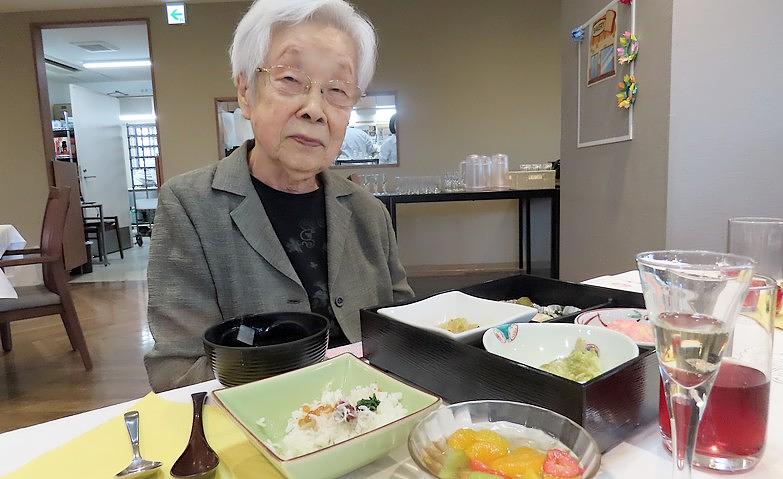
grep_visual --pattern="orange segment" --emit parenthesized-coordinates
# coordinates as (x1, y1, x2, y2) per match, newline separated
(490, 447, 547, 478)
(466, 441, 508, 465)
(473, 430, 511, 451)
(447, 428, 479, 452)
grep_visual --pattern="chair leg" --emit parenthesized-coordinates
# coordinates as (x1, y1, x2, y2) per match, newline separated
(0, 322, 11, 352)
(115, 225, 125, 259)
(59, 295, 93, 371)
(97, 230, 106, 264)
(58, 306, 77, 352)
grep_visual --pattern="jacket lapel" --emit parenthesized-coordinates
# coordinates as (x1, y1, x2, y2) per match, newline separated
(212, 142, 301, 287)
(322, 171, 354, 293)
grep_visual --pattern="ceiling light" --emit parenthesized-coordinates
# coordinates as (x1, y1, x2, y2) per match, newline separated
(83, 60, 151, 69)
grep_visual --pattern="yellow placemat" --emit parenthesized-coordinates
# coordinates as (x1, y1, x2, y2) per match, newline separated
(3, 393, 284, 479)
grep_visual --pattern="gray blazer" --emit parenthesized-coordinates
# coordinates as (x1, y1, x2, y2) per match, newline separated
(144, 142, 413, 392)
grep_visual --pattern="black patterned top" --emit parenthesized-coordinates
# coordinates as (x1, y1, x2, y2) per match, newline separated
(251, 176, 348, 347)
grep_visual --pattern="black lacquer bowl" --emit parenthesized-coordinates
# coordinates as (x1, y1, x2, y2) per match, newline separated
(203, 312, 329, 387)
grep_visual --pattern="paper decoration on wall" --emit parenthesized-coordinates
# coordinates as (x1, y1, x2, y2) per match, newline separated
(587, 8, 617, 85)
(617, 31, 639, 64)
(616, 74, 637, 109)
(571, 27, 585, 43)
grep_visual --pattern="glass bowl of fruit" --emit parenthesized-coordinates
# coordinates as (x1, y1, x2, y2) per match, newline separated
(408, 400, 601, 479)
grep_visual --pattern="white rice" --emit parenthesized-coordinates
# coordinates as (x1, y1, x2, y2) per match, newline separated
(261, 383, 407, 459)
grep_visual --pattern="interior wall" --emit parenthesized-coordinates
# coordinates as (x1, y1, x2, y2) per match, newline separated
(559, 0, 673, 281)
(0, 0, 561, 269)
(47, 80, 71, 105)
(119, 96, 154, 116)
(665, 0, 783, 251)
(355, 0, 561, 267)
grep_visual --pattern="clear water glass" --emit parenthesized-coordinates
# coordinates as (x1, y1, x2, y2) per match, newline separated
(463, 154, 483, 190)
(728, 217, 783, 281)
(636, 250, 754, 479)
(490, 154, 510, 189)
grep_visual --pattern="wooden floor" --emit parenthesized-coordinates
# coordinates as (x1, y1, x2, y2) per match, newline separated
(0, 267, 522, 434)
(0, 281, 153, 433)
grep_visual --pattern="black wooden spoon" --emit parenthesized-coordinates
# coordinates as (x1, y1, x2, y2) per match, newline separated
(170, 392, 219, 478)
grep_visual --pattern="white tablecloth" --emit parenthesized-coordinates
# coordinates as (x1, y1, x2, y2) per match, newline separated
(0, 273, 781, 478)
(0, 225, 26, 299)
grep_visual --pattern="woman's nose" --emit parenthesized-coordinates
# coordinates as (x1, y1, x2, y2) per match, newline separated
(297, 85, 327, 123)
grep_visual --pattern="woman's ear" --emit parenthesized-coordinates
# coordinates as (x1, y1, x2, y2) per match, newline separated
(236, 74, 253, 120)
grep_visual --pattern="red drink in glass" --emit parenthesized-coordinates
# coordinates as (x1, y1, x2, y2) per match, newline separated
(659, 359, 770, 468)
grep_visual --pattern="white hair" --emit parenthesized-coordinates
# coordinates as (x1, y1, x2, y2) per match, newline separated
(230, 0, 377, 93)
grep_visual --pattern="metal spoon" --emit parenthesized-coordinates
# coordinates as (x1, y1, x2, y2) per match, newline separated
(170, 392, 219, 478)
(116, 411, 162, 478)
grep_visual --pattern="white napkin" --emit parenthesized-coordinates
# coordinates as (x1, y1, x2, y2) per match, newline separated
(581, 270, 642, 293)
(0, 225, 27, 299)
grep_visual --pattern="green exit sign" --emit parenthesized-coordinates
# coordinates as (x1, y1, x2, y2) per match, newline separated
(166, 3, 187, 25)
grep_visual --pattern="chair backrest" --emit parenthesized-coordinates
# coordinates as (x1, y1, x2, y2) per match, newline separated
(40, 186, 71, 291)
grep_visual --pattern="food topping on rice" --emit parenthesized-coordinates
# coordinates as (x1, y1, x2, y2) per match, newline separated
(260, 384, 408, 459)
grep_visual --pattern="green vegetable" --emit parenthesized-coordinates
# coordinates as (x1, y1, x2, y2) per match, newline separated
(356, 394, 381, 411)
(540, 338, 602, 383)
(467, 472, 506, 479)
(438, 447, 469, 479)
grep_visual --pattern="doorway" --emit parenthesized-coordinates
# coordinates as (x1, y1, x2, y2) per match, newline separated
(32, 20, 161, 281)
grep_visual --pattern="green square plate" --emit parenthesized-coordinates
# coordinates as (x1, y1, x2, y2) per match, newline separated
(212, 353, 441, 479)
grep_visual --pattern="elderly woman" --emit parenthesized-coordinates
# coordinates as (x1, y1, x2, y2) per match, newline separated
(144, 0, 413, 392)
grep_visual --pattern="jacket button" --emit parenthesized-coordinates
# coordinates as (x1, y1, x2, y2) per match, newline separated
(334, 297, 344, 307)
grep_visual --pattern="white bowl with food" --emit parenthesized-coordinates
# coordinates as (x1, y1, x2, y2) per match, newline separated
(377, 291, 538, 343)
(482, 323, 640, 383)
(574, 308, 654, 347)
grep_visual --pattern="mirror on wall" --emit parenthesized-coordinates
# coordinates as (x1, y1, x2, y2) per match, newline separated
(335, 91, 398, 167)
(215, 91, 399, 167)
(215, 97, 253, 159)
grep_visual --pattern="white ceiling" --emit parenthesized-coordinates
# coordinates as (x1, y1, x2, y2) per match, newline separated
(0, 0, 246, 14)
(43, 24, 154, 96)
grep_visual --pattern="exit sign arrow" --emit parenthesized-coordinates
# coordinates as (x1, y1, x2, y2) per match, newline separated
(166, 3, 187, 25)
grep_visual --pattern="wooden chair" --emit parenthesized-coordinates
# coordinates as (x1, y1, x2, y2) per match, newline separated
(83, 215, 125, 260)
(0, 186, 92, 370)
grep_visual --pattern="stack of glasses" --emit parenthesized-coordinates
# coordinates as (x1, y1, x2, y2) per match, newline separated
(354, 173, 386, 194)
(393, 176, 441, 195)
(461, 154, 510, 190)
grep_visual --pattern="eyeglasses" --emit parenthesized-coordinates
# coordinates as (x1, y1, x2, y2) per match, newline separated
(256, 65, 364, 108)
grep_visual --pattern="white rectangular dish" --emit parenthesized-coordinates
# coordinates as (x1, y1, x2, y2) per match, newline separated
(377, 291, 537, 343)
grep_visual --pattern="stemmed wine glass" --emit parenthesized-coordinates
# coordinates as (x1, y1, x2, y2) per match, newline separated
(636, 251, 754, 479)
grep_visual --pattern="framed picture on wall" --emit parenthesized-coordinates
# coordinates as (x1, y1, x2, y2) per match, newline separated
(587, 8, 617, 86)
(577, 0, 636, 148)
